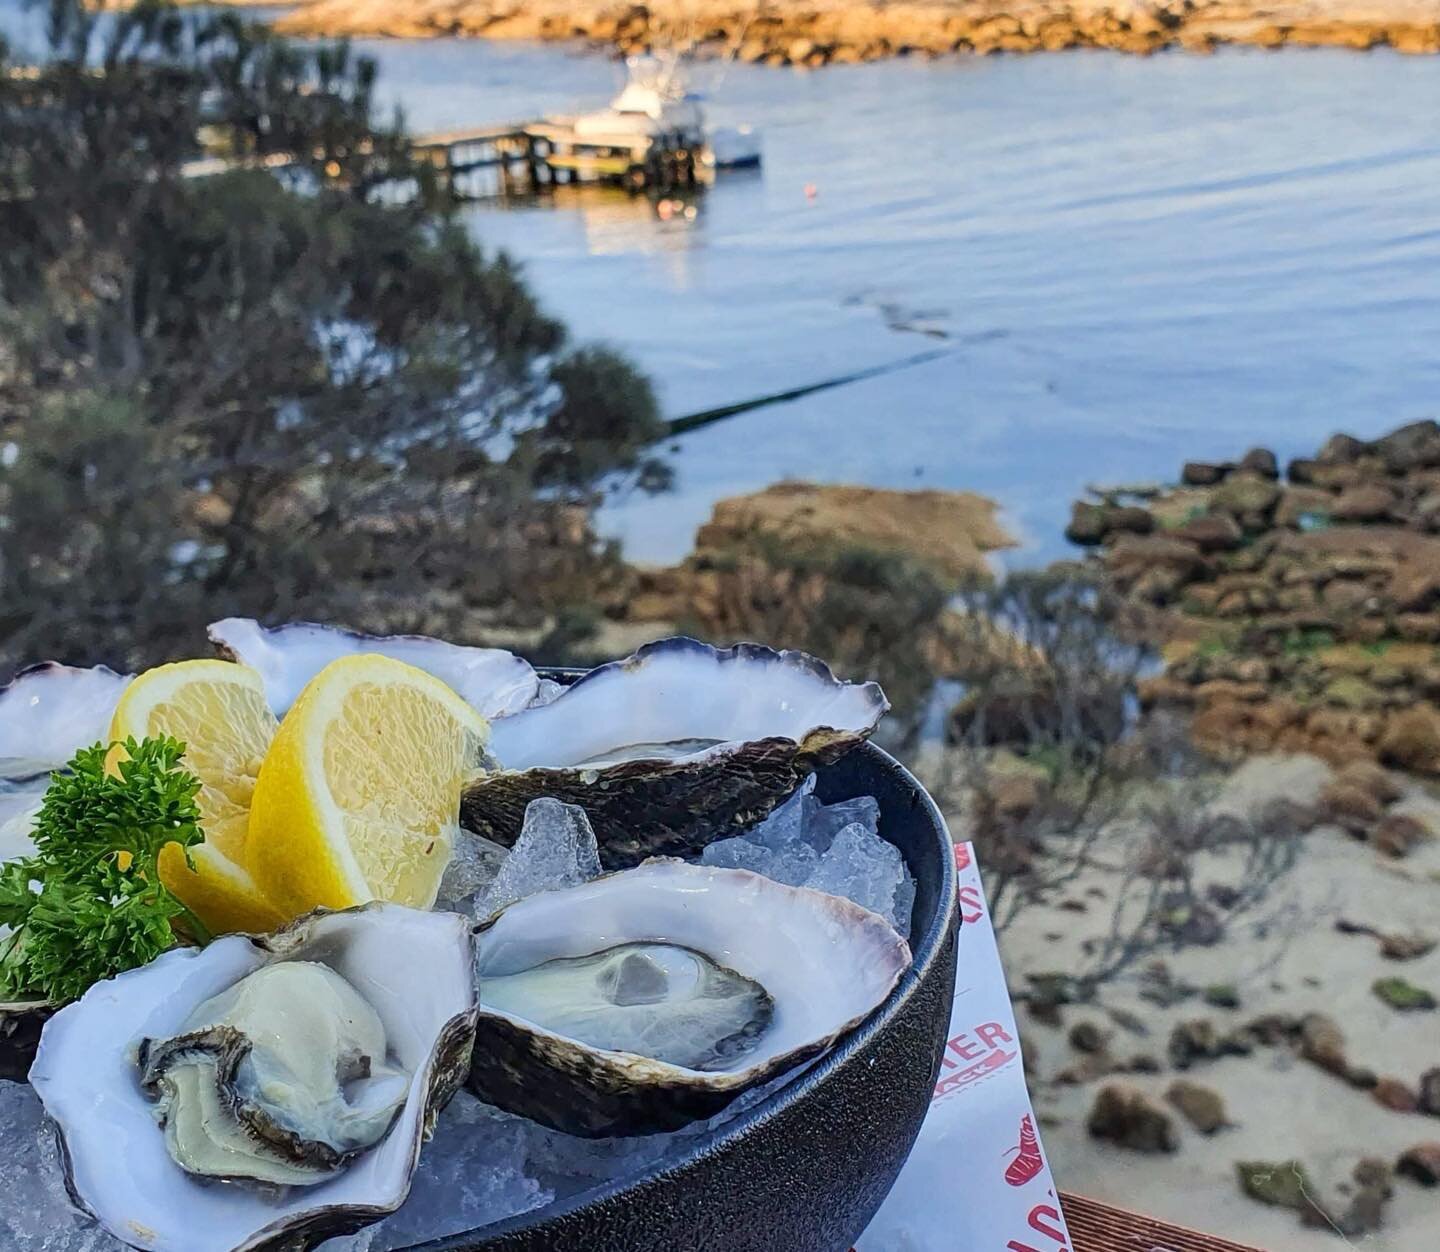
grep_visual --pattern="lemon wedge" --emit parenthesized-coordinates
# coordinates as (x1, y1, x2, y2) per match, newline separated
(248, 654, 489, 920)
(108, 660, 284, 935)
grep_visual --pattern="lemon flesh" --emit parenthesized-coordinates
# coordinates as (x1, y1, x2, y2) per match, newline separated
(109, 660, 283, 935)
(248, 654, 490, 920)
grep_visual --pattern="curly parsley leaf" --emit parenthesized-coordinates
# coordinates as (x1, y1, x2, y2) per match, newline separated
(0, 736, 208, 1005)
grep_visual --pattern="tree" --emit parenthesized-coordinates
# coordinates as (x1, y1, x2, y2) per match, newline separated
(0, 1, 668, 675)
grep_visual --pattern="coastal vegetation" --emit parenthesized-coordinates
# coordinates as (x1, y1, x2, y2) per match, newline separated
(0, 0, 666, 678)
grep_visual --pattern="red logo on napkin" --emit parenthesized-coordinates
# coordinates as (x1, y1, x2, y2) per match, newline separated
(1003, 1114, 1044, 1186)
(933, 1021, 1018, 1100)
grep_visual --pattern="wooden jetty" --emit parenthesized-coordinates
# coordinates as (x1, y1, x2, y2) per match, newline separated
(409, 119, 702, 198)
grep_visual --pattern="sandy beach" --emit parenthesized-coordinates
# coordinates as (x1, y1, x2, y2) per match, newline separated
(989, 757, 1440, 1248)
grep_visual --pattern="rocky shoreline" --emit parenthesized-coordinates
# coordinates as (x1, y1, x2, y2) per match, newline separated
(266, 0, 1440, 63)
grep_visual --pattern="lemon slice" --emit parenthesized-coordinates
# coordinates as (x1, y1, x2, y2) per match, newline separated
(248, 654, 489, 920)
(109, 660, 284, 935)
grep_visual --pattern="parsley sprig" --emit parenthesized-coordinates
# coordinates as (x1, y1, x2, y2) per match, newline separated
(0, 736, 210, 1005)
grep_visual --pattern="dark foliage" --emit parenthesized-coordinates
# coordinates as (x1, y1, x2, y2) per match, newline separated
(0, 1, 668, 675)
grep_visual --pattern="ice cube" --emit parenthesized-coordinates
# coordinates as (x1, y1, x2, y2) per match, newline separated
(324, 1093, 553, 1250)
(436, 830, 509, 916)
(700, 836, 774, 876)
(0, 1080, 121, 1251)
(745, 775, 817, 851)
(529, 678, 566, 708)
(804, 821, 909, 931)
(805, 794, 880, 851)
(480, 798, 602, 915)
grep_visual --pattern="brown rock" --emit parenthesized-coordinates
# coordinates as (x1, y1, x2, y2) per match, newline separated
(1397, 614, 1440, 642)
(1211, 472, 1280, 524)
(1397, 1143, 1440, 1186)
(1105, 533, 1206, 579)
(1065, 501, 1109, 545)
(1320, 781, 1383, 833)
(1375, 419, 1440, 472)
(1172, 513, 1243, 552)
(1332, 483, 1398, 523)
(692, 481, 1014, 584)
(1168, 1018, 1250, 1069)
(1392, 564, 1440, 612)
(1380, 706, 1440, 773)
(1239, 447, 1279, 479)
(1321, 579, 1377, 614)
(1068, 1020, 1110, 1055)
(1298, 1012, 1349, 1078)
(1182, 460, 1233, 486)
(1373, 1077, 1420, 1113)
(1318, 432, 1368, 463)
(1418, 1068, 1440, 1116)
(1086, 1084, 1178, 1153)
(1380, 932, 1437, 961)
(1373, 813, 1428, 858)
(1275, 486, 1337, 529)
(1166, 1079, 1229, 1133)
(1336, 760, 1405, 805)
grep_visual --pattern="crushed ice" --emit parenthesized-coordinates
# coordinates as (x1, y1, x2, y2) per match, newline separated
(702, 777, 915, 935)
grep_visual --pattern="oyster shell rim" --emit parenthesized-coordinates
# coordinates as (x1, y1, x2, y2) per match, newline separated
(0, 661, 133, 784)
(28, 902, 478, 1252)
(465, 637, 890, 868)
(206, 617, 539, 720)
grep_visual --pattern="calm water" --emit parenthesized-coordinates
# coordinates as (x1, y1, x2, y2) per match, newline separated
(352, 42, 1440, 565)
(8, 8, 1440, 565)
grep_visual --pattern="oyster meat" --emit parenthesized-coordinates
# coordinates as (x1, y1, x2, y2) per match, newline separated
(29, 904, 477, 1252)
(0, 662, 132, 783)
(462, 638, 888, 866)
(139, 962, 411, 1186)
(208, 618, 538, 719)
(468, 859, 911, 1136)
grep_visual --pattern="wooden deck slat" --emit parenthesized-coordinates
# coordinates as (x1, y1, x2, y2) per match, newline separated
(1062, 1193, 1265, 1251)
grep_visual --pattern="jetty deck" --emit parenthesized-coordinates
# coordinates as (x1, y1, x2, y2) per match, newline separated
(408, 118, 703, 196)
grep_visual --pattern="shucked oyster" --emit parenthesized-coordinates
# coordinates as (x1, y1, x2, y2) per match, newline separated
(467, 859, 911, 1136)
(138, 962, 411, 1186)
(30, 904, 476, 1252)
(208, 618, 538, 719)
(461, 638, 888, 867)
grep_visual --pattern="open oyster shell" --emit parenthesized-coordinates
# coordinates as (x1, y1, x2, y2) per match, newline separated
(29, 904, 477, 1252)
(461, 638, 888, 866)
(208, 618, 538, 719)
(467, 859, 912, 1137)
(0, 662, 132, 783)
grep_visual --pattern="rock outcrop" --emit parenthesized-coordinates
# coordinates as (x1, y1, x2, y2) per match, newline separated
(1074, 419, 1440, 778)
(265, 0, 1440, 63)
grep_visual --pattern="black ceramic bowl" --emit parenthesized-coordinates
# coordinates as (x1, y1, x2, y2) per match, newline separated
(424, 737, 960, 1252)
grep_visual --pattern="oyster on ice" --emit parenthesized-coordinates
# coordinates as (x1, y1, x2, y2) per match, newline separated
(461, 638, 888, 866)
(29, 904, 477, 1252)
(467, 859, 911, 1136)
(208, 618, 538, 719)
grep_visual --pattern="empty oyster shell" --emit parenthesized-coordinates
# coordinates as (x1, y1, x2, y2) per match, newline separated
(467, 859, 911, 1136)
(0, 662, 132, 783)
(208, 618, 538, 719)
(461, 638, 888, 866)
(29, 904, 476, 1252)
